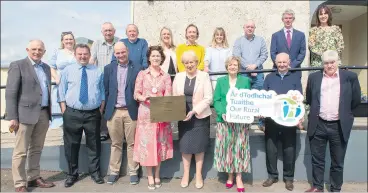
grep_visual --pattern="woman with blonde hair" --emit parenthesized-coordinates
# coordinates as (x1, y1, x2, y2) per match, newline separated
(48, 31, 77, 128)
(176, 24, 206, 72)
(173, 50, 213, 189)
(213, 56, 251, 192)
(159, 27, 177, 78)
(204, 27, 232, 89)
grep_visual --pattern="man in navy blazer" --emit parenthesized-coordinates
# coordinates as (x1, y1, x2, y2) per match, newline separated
(270, 9, 306, 78)
(103, 42, 143, 185)
(305, 50, 361, 192)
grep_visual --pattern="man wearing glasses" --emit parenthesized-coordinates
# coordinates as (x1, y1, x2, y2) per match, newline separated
(305, 50, 361, 192)
(90, 22, 119, 141)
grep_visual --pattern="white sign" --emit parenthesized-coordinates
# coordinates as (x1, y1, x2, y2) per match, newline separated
(226, 88, 305, 127)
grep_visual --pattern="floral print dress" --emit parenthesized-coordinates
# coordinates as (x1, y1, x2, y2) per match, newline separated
(308, 25, 344, 68)
(133, 68, 173, 166)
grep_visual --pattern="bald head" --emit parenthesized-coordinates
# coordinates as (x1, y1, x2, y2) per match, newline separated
(114, 42, 129, 64)
(26, 40, 46, 63)
(243, 20, 256, 38)
(275, 53, 290, 73)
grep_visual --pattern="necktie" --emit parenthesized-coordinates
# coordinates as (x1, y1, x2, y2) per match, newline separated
(287, 30, 291, 48)
(79, 66, 88, 104)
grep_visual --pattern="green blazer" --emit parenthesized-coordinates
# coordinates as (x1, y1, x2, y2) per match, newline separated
(213, 74, 251, 123)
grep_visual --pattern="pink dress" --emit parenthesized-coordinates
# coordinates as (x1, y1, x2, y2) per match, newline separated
(133, 68, 174, 166)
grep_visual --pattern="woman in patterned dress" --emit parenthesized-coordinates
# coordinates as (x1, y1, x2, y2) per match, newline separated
(133, 46, 173, 190)
(309, 4, 344, 69)
(213, 56, 251, 193)
(48, 31, 77, 128)
(172, 50, 213, 189)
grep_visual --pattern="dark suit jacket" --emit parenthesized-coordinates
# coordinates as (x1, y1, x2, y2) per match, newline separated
(104, 60, 142, 121)
(270, 28, 306, 77)
(306, 69, 361, 142)
(5, 57, 51, 124)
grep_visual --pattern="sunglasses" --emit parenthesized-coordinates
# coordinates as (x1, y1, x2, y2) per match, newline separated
(61, 31, 73, 36)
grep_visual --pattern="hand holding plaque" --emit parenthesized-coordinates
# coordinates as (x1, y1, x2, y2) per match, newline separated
(150, 95, 186, 123)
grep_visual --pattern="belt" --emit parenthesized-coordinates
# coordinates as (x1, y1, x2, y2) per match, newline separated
(115, 107, 128, 110)
(41, 106, 48, 110)
(67, 106, 99, 113)
(319, 117, 339, 124)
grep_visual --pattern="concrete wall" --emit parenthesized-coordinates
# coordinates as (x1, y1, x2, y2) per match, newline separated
(1, 130, 367, 182)
(132, 1, 311, 89)
(349, 13, 367, 92)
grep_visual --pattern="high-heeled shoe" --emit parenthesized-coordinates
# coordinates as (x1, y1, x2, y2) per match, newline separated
(237, 187, 245, 192)
(225, 181, 234, 189)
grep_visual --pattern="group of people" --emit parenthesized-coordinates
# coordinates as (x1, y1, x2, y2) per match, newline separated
(5, 5, 361, 193)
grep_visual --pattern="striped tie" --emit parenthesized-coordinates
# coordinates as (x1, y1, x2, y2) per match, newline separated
(79, 66, 88, 104)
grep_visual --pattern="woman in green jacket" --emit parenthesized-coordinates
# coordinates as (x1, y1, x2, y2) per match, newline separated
(213, 56, 251, 192)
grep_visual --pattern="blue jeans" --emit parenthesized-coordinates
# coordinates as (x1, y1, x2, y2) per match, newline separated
(242, 72, 264, 90)
(242, 72, 265, 127)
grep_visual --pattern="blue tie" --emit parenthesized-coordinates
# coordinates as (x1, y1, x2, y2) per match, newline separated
(79, 66, 88, 104)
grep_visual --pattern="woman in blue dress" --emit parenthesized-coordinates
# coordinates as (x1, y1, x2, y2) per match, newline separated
(48, 31, 77, 128)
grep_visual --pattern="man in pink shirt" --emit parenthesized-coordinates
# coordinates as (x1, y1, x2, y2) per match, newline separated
(305, 50, 361, 192)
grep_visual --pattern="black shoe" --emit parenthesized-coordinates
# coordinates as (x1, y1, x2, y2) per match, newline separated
(91, 175, 104, 184)
(100, 134, 109, 141)
(285, 180, 294, 191)
(64, 176, 78, 188)
(262, 178, 278, 187)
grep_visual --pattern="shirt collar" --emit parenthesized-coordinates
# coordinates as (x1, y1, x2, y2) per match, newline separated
(102, 37, 119, 45)
(28, 56, 43, 66)
(244, 34, 255, 41)
(284, 27, 293, 33)
(144, 68, 164, 76)
(277, 70, 290, 76)
(117, 61, 129, 68)
(127, 38, 139, 44)
(77, 63, 93, 69)
(323, 69, 339, 78)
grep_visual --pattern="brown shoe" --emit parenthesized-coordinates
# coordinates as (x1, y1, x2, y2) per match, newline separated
(305, 187, 323, 192)
(285, 180, 294, 191)
(262, 178, 278, 187)
(15, 186, 28, 192)
(28, 177, 55, 188)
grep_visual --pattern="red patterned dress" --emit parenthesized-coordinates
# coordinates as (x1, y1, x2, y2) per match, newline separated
(133, 68, 173, 166)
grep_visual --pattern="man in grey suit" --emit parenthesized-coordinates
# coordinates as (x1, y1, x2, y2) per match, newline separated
(5, 40, 55, 192)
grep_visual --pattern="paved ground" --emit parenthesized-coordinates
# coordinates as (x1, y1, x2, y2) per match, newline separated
(1, 169, 367, 192)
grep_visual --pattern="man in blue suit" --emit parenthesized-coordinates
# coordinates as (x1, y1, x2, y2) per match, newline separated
(103, 42, 143, 185)
(270, 9, 306, 78)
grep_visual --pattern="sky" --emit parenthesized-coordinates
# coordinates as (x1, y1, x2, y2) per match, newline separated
(0, 1, 131, 68)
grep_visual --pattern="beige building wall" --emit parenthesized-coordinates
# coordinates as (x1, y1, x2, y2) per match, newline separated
(332, 20, 351, 66)
(349, 13, 367, 93)
(1, 68, 9, 133)
(132, 1, 311, 89)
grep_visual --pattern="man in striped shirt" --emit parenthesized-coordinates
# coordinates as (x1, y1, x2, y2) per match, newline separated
(90, 22, 119, 141)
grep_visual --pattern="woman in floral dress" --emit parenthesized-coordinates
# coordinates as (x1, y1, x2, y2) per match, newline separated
(213, 56, 251, 193)
(309, 4, 344, 69)
(133, 46, 173, 190)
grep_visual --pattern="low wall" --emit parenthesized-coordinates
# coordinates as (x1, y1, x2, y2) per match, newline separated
(1, 128, 367, 183)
